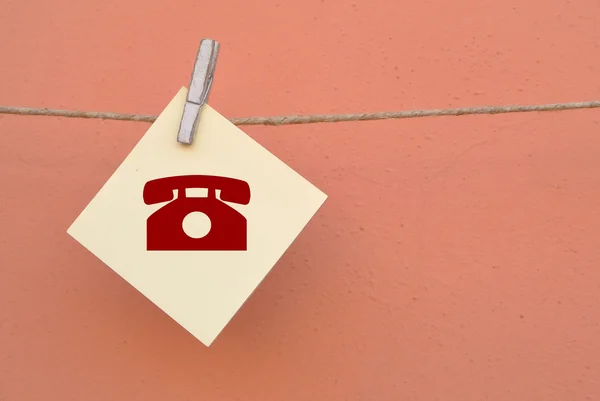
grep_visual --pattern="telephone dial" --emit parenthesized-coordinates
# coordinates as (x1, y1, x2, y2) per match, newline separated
(143, 175, 251, 251)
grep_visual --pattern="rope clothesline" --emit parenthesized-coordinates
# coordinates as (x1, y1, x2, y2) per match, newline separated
(1, 100, 600, 126)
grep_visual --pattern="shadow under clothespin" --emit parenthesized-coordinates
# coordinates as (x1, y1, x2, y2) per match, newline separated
(177, 38, 220, 145)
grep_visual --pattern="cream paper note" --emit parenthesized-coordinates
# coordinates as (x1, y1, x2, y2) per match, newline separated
(67, 87, 327, 346)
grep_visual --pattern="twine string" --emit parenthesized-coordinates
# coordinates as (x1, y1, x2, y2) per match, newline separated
(1, 100, 600, 126)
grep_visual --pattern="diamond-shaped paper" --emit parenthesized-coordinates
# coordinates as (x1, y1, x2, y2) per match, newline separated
(67, 87, 327, 346)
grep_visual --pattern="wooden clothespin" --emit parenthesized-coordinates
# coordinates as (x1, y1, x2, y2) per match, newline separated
(177, 38, 220, 145)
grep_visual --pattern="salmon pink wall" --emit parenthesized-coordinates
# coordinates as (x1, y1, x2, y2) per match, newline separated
(1, 0, 600, 400)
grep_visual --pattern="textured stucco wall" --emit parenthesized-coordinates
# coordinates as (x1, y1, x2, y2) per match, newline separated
(1, 0, 600, 400)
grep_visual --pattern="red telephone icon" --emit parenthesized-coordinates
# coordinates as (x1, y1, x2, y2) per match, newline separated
(143, 175, 251, 251)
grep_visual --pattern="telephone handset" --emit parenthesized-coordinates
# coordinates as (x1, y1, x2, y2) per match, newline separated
(143, 175, 251, 251)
